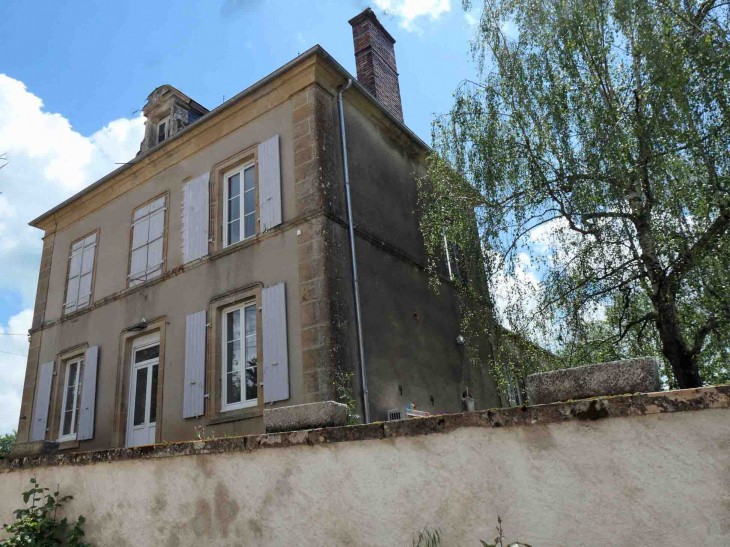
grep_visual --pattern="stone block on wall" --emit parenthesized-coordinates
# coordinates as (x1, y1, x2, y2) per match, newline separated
(264, 401, 348, 433)
(526, 358, 662, 405)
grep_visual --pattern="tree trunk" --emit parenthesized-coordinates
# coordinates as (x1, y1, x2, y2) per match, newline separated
(653, 294, 703, 388)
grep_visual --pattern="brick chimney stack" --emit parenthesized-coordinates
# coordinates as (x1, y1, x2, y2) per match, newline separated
(348, 8, 404, 122)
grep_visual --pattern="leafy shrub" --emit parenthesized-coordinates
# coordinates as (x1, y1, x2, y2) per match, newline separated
(412, 517, 532, 547)
(1, 478, 90, 546)
(0, 431, 16, 459)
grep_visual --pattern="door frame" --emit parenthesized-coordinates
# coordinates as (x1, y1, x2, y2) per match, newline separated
(126, 333, 160, 448)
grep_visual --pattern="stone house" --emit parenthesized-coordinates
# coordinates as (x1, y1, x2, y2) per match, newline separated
(13, 9, 500, 453)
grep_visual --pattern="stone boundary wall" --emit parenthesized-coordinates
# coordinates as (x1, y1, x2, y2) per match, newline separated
(1, 386, 729, 546)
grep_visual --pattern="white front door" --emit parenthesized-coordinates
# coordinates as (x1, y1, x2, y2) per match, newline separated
(127, 335, 160, 448)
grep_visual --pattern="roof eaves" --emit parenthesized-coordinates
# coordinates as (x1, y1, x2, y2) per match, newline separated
(29, 44, 429, 229)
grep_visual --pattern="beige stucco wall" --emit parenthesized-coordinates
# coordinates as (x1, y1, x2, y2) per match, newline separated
(2, 404, 729, 546)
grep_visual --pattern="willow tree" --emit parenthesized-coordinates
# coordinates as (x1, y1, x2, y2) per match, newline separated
(418, 0, 730, 388)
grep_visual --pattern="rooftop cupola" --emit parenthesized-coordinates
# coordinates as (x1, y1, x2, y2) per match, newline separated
(138, 85, 208, 155)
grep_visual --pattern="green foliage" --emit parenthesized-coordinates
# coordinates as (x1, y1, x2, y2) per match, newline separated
(419, 0, 730, 390)
(1, 478, 91, 547)
(0, 430, 16, 459)
(335, 371, 361, 425)
(413, 528, 442, 547)
(410, 518, 532, 546)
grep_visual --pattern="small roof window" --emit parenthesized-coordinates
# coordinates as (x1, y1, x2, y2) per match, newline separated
(157, 117, 169, 144)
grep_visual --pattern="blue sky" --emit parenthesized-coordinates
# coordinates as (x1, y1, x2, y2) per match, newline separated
(0, 0, 482, 434)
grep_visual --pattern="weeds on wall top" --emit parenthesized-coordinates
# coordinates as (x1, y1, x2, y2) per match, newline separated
(1, 478, 90, 547)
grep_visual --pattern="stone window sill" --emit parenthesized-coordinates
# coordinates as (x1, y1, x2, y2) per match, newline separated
(207, 406, 263, 426)
(57, 439, 80, 451)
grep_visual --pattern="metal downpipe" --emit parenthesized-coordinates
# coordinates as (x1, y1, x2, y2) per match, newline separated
(337, 79, 371, 424)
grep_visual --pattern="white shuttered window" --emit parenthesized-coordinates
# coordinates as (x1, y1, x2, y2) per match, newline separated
(222, 301, 258, 411)
(130, 196, 166, 286)
(64, 233, 97, 315)
(223, 162, 256, 247)
(58, 357, 84, 441)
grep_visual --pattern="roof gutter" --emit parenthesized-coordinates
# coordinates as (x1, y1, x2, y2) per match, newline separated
(29, 45, 429, 228)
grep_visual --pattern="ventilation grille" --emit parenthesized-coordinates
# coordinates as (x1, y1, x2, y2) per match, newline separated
(387, 409, 403, 421)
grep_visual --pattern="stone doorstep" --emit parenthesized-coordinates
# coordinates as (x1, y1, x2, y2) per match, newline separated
(2, 385, 728, 471)
(526, 357, 662, 405)
(264, 401, 348, 433)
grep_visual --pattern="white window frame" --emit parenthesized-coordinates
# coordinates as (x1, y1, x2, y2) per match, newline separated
(221, 300, 258, 412)
(157, 116, 170, 144)
(63, 232, 97, 315)
(126, 333, 161, 447)
(129, 196, 166, 287)
(58, 357, 84, 442)
(222, 161, 256, 248)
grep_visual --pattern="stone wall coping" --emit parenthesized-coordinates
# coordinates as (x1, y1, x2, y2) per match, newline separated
(2, 385, 727, 472)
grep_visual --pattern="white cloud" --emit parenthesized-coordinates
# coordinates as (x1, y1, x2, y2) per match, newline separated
(0, 74, 145, 434)
(0, 308, 32, 435)
(296, 32, 306, 45)
(464, 11, 479, 27)
(490, 251, 542, 330)
(373, 0, 451, 33)
(0, 74, 145, 308)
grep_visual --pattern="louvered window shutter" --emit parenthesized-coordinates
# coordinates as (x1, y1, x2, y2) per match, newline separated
(77, 346, 99, 440)
(146, 199, 165, 280)
(31, 361, 54, 441)
(258, 135, 282, 232)
(182, 173, 210, 263)
(184, 311, 207, 418)
(130, 197, 166, 286)
(262, 283, 289, 403)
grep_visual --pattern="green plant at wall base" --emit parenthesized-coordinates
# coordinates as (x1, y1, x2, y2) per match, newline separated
(1, 478, 91, 547)
(410, 518, 532, 547)
(0, 430, 16, 459)
(413, 528, 442, 547)
(334, 371, 360, 425)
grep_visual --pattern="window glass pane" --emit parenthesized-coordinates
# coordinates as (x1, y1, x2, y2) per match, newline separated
(65, 362, 78, 412)
(244, 214, 255, 239)
(244, 189, 255, 216)
(135, 344, 159, 363)
(228, 195, 240, 222)
(227, 309, 241, 341)
(62, 408, 74, 437)
(227, 371, 242, 404)
(133, 367, 148, 426)
(245, 366, 257, 401)
(245, 306, 256, 335)
(228, 173, 240, 198)
(149, 365, 158, 425)
(158, 122, 166, 143)
(243, 166, 255, 192)
(227, 340, 241, 374)
(228, 219, 240, 245)
(84, 233, 97, 246)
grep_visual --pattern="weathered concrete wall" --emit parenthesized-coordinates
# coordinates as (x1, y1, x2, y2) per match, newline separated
(2, 387, 728, 547)
(337, 95, 501, 420)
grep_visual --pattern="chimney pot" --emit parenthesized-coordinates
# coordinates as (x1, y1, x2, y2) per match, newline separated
(348, 8, 404, 122)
